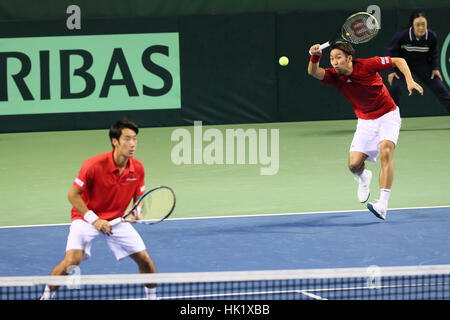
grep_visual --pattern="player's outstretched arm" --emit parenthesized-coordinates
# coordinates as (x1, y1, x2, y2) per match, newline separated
(391, 57, 424, 96)
(307, 44, 325, 80)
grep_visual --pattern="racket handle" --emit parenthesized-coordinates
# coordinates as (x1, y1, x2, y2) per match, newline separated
(109, 217, 123, 226)
(319, 41, 330, 51)
(309, 41, 330, 55)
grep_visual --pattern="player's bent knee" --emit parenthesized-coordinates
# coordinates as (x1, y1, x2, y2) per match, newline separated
(348, 162, 363, 174)
(63, 258, 82, 269)
(348, 152, 367, 174)
(63, 251, 84, 267)
(131, 251, 156, 272)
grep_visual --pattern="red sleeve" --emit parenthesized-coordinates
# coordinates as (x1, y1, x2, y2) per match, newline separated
(73, 160, 92, 192)
(321, 68, 338, 85)
(363, 56, 393, 73)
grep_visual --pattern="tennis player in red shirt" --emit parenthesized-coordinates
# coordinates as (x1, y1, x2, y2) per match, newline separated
(41, 118, 157, 300)
(307, 40, 423, 220)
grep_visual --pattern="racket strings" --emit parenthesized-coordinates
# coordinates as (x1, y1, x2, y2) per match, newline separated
(141, 189, 175, 222)
(342, 14, 379, 44)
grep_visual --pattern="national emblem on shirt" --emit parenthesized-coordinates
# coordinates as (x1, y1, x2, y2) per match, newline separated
(380, 56, 390, 65)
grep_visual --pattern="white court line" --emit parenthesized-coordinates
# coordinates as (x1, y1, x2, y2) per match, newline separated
(0, 205, 449, 229)
(154, 281, 450, 300)
(170, 205, 450, 221)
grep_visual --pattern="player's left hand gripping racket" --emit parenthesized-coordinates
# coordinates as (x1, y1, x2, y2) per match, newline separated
(310, 12, 380, 54)
(110, 186, 176, 226)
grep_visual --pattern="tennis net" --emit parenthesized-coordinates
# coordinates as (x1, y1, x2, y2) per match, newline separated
(1, 265, 449, 300)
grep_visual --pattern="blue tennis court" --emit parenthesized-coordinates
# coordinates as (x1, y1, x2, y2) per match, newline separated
(1, 206, 449, 278)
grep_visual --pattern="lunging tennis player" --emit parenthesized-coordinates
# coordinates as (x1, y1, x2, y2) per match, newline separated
(41, 118, 157, 300)
(307, 40, 423, 220)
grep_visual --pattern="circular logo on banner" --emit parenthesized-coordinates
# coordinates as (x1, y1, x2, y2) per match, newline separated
(441, 32, 450, 88)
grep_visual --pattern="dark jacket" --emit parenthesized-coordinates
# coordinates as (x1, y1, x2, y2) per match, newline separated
(384, 27, 440, 70)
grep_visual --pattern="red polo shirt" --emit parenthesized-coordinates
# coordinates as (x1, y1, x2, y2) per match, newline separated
(71, 150, 146, 222)
(321, 56, 396, 119)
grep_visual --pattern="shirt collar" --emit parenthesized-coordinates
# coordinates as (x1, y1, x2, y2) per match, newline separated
(108, 149, 135, 173)
(409, 27, 429, 41)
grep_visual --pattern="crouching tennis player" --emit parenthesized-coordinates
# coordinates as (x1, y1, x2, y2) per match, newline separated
(41, 118, 157, 300)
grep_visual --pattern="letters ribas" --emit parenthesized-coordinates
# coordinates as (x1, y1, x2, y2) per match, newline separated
(0, 33, 181, 115)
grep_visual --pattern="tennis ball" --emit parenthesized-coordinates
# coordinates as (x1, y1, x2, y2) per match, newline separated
(279, 56, 289, 66)
(346, 32, 350, 36)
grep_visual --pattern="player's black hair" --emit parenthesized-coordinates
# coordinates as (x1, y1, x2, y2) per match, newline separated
(330, 39, 355, 57)
(409, 11, 428, 27)
(109, 117, 139, 148)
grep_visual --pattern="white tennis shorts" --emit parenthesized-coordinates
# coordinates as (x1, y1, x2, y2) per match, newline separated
(66, 219, 147, 261)
(350, 107, 402, 163)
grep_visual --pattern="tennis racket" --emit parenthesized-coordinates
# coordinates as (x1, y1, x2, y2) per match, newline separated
(109, 186, 176, 226)
(311, 12, 380, 53)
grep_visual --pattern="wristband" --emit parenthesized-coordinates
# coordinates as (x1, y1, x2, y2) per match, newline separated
(310, 54, 321, 63)
(84, 210, 99, 224)
(136, 206, 142, 215)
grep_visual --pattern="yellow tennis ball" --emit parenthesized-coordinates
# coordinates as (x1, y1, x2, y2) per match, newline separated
(279, 56, 289, 66)
(346, 32, 350, 36)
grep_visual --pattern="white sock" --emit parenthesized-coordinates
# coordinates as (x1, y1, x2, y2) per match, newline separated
(380, 189, 391, 204)
(40, 285, 56, 300)
(145, 287, 157, 300)
(357, 169, 369, 183)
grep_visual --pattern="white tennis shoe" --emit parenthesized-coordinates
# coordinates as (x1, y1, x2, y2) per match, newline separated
(367, 199, 388, 220)
(355, 169, 372, 203)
